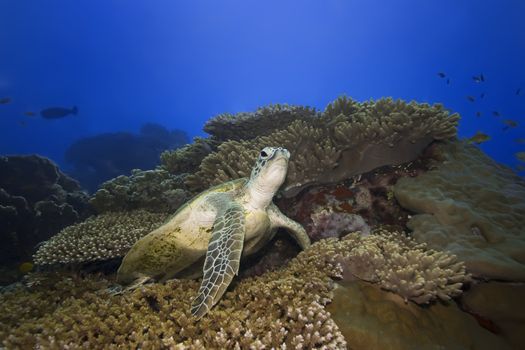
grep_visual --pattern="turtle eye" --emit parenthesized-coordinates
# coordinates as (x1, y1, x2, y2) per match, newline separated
(260, 150, 268, 158)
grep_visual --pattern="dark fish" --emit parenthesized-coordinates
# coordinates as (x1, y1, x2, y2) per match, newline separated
(24, 111, 36, 117)
(467, 96, 475, 102)
(502, 119, 518, 131)
(476, 112, 482, 117)
(40, 106, 78, 119)
(516, 151, 525, 163)
(480, 92, 485, 99)
(0, 97, 12, 104)
(437, 72, 446, 78)
(492, 111, 501, 117)
(446, 78, 450, 85)
(467, 131, 490, 145)
(515, 138, 525, 144)
(472, 74, 485, 83)
(517, 88, 521, 95)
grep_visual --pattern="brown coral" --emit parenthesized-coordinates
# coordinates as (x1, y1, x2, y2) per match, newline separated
(33, 210, 169, 265)
(394, 141, 525, 281)
(186, 96, 459, 196)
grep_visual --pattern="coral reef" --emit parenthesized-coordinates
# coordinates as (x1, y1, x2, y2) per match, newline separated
(4, 237, 349, 349)
(328, 281, 510, 350)
(315, 229, 470, 304)
(461, 281, 525, 349)
(203, 104, 318, 142)
(186, 96, 459, 196)
(33, 210, 169, 265)
(160, 137, 216, 175)
(308, 207, 370, 241)
(394, 141, 525, 281)
(89, 169, 190, 213)
(65, 123, 189, 192)
(0, 155, 90, 266)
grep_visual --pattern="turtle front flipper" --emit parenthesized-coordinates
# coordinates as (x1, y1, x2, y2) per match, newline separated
(190, 202, 246, 319)
(268, 203, 311, 249)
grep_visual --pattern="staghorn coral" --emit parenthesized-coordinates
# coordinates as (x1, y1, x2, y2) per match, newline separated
(186, 96, 459, 196)
(89, 168, 190, 213)
(203, 104, 318, 142)
(394, 140, 525, 281)
(33, 210, 169, 265)
(160, 137, 216, 175)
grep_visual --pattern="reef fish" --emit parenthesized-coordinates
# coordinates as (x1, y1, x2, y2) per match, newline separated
(467, 96, 475, 102)
(467, 131, 490, 145)
(24, 111, 36, 117)
(0, 97, 12, 104)
(502, 119, 518, 131)
(40, 106, 78, 119)
(516, 151, 525, 162)
(472, 74, 485, 83)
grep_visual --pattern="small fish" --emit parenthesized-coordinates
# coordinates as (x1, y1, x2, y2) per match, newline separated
(467, 96, 475, 102)
(476, 112, 482, 117)
(492, 111, 501, 117)
(515, 138, 525, 144)
(19, 261, 34, 274)
(516, 151, 525, 162)
(0, 97, 12, 104)
(40, 106, 78, 119)
(517, 88, 521, 95)
(437, 72, 446, 78)
(467, 131, 490, 144)
(502, 119, 518, 131)
(446, 78, 450, 85)
(24, 111, 36, 117)
(472, 74, 485, 83)
(480, 92, 485, 99)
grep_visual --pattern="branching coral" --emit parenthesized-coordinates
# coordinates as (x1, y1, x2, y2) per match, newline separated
(33, 210, 169, 265)
(394, 141, 525, 281)
(186, 96, 459, 196)
(89, 168, 190, 213)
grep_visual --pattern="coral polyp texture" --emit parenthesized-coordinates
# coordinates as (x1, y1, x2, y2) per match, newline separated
(89, 168, 190, 213)
(315, 229, 471, 304)
(394, 141, 525, 281)
(33, 210, 168, 265)
(185, 96, 459, 196)
(160, 136, 216, 175)
(203, 104, 318, 142)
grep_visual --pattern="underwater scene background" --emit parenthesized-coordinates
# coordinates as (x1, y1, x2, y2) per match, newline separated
(0, 1, 524, 349)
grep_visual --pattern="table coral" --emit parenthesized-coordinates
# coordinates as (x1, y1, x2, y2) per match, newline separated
(33, 210, 169, 265)
(185, 96, 459, 197)
(90, 168, 190, 213)
(394, 141, 525, 281)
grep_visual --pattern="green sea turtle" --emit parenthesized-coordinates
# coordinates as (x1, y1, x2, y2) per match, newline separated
(117, 147, 310, 318)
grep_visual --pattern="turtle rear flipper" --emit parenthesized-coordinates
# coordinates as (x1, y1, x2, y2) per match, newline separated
(191, 202, 245, 319)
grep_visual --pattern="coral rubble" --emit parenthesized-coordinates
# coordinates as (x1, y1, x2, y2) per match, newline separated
(394, 141, 525, 281)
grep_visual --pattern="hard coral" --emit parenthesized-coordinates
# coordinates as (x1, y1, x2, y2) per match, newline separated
(90, 168, 190, 213)
(0, 155, 90, 265)
(33, 210, 168, 265)
(394, 140, 525, 281)
(186, 96, 459, 197)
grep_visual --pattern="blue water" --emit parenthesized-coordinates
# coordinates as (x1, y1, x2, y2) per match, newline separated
(1, 0, 524, 174)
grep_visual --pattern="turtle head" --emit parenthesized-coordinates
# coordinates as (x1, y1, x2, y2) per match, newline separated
(246, 147, 290, 209)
